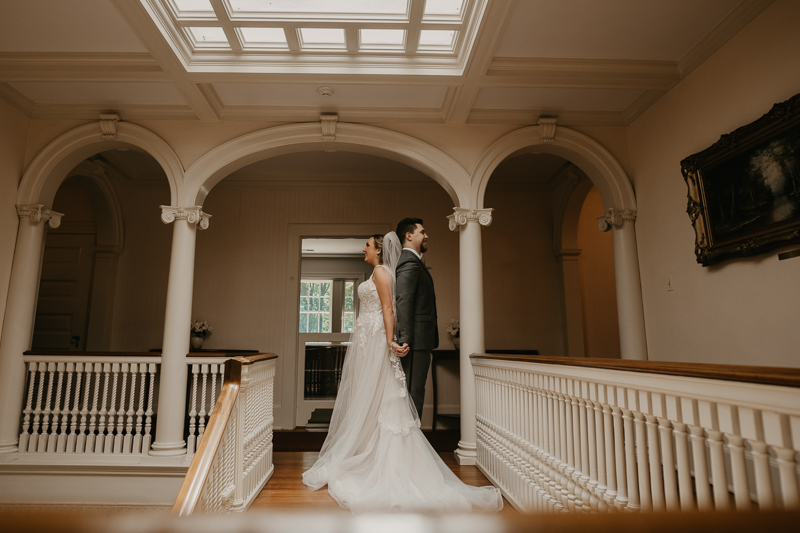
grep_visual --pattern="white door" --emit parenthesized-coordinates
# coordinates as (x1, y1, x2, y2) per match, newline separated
(31, 234, 96, 351)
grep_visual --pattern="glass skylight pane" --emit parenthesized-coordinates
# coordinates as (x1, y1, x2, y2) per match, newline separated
(360, 29, 405, 46)
(240, 27, 287, 44)
(229, 0, 407, 14)
(300, 28, 345, 44)
(188, 27, 228, 42)
(419, 30, 456, 46)
(423, 0, 464, 16)
(174, 0, 214, 11)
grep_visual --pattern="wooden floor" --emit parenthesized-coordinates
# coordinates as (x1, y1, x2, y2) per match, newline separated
(250, 451, 517, 517)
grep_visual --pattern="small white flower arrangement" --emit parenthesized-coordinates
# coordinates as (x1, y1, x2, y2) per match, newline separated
(446, 318, 459, 340)
(191, 320, 212, 337)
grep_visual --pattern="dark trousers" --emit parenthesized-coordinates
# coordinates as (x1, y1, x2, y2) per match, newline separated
(401, 349, 431, 418)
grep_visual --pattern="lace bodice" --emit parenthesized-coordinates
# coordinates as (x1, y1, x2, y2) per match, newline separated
(357, 272, 382, 317)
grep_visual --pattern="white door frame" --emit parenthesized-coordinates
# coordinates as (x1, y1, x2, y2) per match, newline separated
(279, 223, 390, 430)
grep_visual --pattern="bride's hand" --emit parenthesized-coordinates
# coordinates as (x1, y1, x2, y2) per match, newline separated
(396, 343, 409, 357)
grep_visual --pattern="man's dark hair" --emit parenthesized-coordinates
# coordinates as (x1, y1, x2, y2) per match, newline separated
(396, 218, 423, 244)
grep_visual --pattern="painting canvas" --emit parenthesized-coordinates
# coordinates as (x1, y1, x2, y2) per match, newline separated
(681, 93, 800, 266)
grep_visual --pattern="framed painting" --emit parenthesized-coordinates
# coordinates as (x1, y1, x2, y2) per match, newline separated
(681, 92, 800, 266)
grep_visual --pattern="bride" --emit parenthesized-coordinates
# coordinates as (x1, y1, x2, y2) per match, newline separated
(302, 232, 503, 513)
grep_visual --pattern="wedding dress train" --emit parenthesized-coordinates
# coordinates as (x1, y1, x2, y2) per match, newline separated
(302, 266, 503, 513)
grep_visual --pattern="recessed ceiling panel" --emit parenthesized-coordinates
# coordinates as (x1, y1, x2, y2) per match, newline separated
(494, 0, 743, 61)
(473, 87, 644, 112)
(8, 82, 188, 106)
(0, 0, 148, 53)
(214, 83, 447, 108)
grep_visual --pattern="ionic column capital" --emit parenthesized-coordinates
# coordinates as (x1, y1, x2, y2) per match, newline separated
(447, 207, 493, 231)
(16, 204, 64, 229)
(160, 206, 211, 230)
(596, 208, 636, 232)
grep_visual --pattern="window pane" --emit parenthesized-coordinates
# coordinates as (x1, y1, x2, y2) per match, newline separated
(345, 281, 354, 297)
(299, 314, 308, 333)
(311, 297, 319, 311)
(300, 296, 309, 311)
(240, 27, 287, 44)
(229, 0, 408, 15)
(320, 282, 331, 296)
(300, 28, 345, 45)
(361, 29, 405, 46)
(321, 314, 331, 333)
(300, 282, 309, 296)
(424, 0, 464, 16)
(309, 282, 318, 296)
(419, 30, 455, 47)
(309, 313, 319, 333)
(344, 296, 353, 311)
(343, 312, 354, 333)
(174, 0, 214, 11)
(188, 27, 228, 42)
(321, 297, 331, 312)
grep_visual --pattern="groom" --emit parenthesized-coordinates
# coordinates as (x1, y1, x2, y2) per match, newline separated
(394, 218, 439, 418)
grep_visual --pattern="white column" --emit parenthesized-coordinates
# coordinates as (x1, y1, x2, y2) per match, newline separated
(150, 206, 211, 456)
(448, 207, 493, 465)
(557, 249, 585, 357)
(597, 209, 647, 360)
(0, 205, 63, 453)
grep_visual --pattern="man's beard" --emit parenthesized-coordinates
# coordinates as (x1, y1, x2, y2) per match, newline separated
(420, 241, 428, 253)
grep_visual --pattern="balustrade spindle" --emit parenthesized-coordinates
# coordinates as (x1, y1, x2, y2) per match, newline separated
(38, 363, 56, 453)
(577, 396, 592, 510)
(86, 364, 102, 453)
(57, 363, 74, 453)
(622, 408, 640, 511)
(29, 362, 47, 452)
(124, 364, 137, 454)
(134, 363, 147, 453)
(143, 363, 157, 453)
(95, 363, 111, 453)
(646, 414, 665, 511)
(76, 363, 92, 453)
(104, 364, 120, 454)
(585, 391, 600, 510)
(67, 363, 84, 453)
(199, 365, 209, 440)
(612, 404, 628, 509)
(601, 398, 617, 508)
(48, 363, 66, 453)
(657, 417, 679, 511)
(115, 364, 128, 454)
(707, 429, 730, 510)
(592, 395, 609, 510)
(689, 425, 713, 510)
(775, 447, 800, 508)
(748, 439, 775, 510)
(19, 362, 37, 451)
(188, 365, 199, 454)
(634, 411, 652, 510)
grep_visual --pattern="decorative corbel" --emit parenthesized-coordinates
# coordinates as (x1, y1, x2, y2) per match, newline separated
(99, 114, 121, 140)
(160, 206, 212, 230)
(16, 204, 64, 229)
(596, 208, 636, 232)
(321, 114, 338, 141)
(538, 117, 558, 143)
(447, 207, 494, 231)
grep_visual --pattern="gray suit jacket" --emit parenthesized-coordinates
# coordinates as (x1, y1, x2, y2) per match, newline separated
(395, 249, 439, 351)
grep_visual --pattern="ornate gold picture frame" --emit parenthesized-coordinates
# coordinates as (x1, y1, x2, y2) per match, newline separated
(681, 93, 800, 266)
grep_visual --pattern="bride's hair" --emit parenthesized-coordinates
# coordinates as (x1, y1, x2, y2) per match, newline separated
(370, 234, 384, 264)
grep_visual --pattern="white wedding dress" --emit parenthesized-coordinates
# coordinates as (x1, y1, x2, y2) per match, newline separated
(302, 265, 503, 513)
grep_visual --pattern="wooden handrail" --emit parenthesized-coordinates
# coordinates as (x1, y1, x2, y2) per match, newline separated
(172, 353, 278, 515)
(470, 354, 800, 388)
(172, 357, 246, 516)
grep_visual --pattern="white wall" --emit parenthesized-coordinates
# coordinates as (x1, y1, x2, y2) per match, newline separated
(627, 0, 800, 367)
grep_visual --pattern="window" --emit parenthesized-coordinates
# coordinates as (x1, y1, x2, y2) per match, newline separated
(299, 278, 359, 333)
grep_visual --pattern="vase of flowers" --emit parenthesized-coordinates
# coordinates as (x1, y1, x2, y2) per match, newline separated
(190, 320, 212, 350)
(446, 318, 460, 350)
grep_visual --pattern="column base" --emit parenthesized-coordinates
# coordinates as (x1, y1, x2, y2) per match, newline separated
(455, 440, 477, 465)
(0, 439, 19, 454)
(149, 440, 187, 457)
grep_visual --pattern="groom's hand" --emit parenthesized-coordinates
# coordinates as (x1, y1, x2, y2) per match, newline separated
(397, 343, 409, 357)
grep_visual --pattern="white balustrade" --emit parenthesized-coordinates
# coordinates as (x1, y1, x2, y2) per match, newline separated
(187, 355, 277, 514)
(186, 357, 227, 456)
(472, 356, 800, 513)
(19, 354, 160, 455)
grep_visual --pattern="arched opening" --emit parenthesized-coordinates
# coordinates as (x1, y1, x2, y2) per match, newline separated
(191, 148, 462, 430)
(30, 148, 173, 352)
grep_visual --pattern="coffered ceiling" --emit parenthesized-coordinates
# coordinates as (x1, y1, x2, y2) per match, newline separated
(0, 0, 775, 125)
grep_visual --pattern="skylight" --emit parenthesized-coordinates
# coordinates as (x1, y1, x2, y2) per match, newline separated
(146, 0, 485, 75)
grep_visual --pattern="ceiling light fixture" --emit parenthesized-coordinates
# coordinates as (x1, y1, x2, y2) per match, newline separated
(317, 86, 335, 96)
